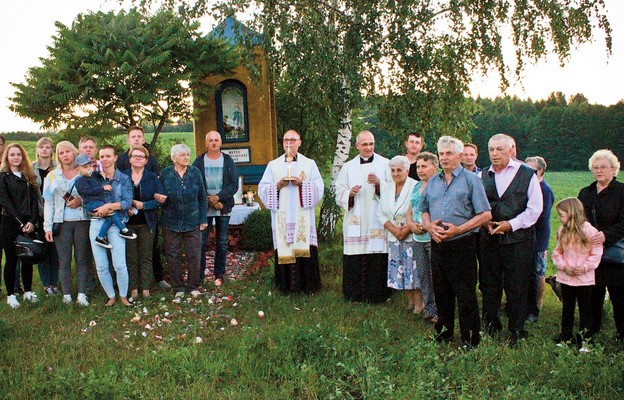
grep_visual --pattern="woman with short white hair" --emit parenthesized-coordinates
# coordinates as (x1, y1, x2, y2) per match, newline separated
(578, 149, 624, 343)
(377, 155, 418, 308)
(159, 143, 208, 302)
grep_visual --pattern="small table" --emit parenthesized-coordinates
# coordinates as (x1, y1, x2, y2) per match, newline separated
(230, 202, 261, 225)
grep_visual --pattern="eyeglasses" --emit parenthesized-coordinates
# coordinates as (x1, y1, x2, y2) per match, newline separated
(283, 138, 299, 142)
(592, 165, 612, 171)
(131, 155, 147, 159)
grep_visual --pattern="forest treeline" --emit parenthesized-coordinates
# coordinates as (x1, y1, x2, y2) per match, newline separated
(3, 92, 622, 173)
(469, 92, 624, 171)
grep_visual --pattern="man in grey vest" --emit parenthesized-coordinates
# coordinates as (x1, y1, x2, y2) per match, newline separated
(480, 133, 543, 347)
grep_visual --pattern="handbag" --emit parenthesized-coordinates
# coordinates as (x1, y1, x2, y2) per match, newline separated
(591, 205, 624, 265)
(15, 233, 47, 264)
(602, 238, 624, 265)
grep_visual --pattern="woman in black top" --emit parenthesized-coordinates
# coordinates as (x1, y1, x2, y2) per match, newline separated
(0, 144, 42, 308)
(578, 149, 624, 342)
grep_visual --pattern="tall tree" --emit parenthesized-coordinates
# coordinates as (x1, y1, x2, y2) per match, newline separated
(10, 8, 240, 146)
(134, 0, 611, 238)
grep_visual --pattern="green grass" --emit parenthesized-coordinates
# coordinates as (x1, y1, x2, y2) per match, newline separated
(1, 171, 623, 399)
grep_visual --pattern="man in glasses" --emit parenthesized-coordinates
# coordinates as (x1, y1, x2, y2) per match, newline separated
(116, 126, 167, 289)
(258, 130, 324, 294)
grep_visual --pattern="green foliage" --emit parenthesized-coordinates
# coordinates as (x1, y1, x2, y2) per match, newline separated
(471, 94, 624, 171)
(131, 0, 610, 171)
(241, 208, 273, 251)
(9, 8, 240, 146)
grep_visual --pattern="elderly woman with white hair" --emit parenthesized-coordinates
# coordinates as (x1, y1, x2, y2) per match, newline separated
(377, 155, 418, 308)
(578, 149, 624, 343)
(159, 144, 207, 302)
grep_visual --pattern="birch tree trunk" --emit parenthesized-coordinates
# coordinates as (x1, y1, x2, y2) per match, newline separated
(317, 111, 352, 242)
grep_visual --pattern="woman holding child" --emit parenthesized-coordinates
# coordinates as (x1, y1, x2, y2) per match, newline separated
(87, 145, 134, 307)
(121, 145, 165, 301)
(43, 141, 92, 306)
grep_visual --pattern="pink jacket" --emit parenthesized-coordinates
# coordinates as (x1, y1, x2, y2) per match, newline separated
(552, 221, 603, 286)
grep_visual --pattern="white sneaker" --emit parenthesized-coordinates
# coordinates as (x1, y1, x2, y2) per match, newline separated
(579, 342, 590, 354)
(159, 280, 171, 289)
(76, 293, 89, 307)
(23, 291, 39, 303)
(7, 294, 20, 308)
(62, 294, 72, 304)
(191, 290, 202, 298)
(172, 291, 184, 303)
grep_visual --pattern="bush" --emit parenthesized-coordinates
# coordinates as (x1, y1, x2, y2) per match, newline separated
(241, 209, 273, 251)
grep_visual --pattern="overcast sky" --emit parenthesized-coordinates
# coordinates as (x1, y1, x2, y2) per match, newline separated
(0, 0, 622, 132)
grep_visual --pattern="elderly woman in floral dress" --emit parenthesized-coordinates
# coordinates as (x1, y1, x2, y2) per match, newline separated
(377, 155, 418, 309)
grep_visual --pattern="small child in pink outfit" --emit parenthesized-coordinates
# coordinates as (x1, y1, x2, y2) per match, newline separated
(552, 197, 603, 348)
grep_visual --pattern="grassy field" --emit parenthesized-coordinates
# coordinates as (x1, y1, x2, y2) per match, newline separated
(0, 164, 622, 398)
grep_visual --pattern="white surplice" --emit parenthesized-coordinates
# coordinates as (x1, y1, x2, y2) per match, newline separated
(335, 153, 391, 254)
(258, 153, 324, 264)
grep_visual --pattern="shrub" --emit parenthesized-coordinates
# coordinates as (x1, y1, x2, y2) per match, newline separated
(241, 209, 273, 251)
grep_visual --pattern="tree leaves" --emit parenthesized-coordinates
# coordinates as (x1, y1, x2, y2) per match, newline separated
(10, 8, 240, 144)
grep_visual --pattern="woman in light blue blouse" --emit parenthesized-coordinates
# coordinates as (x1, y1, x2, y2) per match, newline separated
(406, 152, 439, 322)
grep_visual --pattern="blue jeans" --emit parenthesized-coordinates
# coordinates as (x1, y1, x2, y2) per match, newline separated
(200, 216, 230, 281)
(38, 241, 60, 287)
(86, 200, 127, 238)
(89, 219, 129, 298)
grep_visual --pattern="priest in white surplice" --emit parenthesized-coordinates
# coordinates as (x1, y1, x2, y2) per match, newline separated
(259, 130, 324, 294)
(335, 131, 392, 303)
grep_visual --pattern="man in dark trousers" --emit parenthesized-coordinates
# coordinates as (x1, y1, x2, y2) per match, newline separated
(115, 126, 168, 289)
(480, 133, 543, 347)
(420, 136, 492, 348)
(193, 130, 238, 286)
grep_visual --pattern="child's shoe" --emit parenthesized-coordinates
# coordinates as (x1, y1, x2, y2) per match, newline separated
(95, 237, 113, 249)
(119, 229, 137, 240)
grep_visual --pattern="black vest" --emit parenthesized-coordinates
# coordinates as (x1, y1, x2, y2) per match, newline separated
(482, 164, 535, 244)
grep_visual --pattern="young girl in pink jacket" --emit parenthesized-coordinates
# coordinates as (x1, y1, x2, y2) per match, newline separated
(552, 197, 603, 348)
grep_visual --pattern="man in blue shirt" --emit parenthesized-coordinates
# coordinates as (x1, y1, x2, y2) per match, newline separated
(420, 136, 492, 347)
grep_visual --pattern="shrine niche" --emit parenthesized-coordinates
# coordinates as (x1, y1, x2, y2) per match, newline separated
(194, 17, 277, 187)
(216, 79, 249, 143)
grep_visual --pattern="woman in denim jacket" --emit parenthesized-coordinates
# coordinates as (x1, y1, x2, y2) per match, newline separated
(160, 144, 207, 302)
(89, 145, 134, 307)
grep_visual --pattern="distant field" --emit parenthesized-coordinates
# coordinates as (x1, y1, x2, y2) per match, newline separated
(5, 132, 196, 162)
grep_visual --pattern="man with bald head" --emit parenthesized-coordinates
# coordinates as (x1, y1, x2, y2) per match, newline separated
(480, 133, 543, 347)
(193, 131, 238, 286)
(258, 130, 324, 294)
(336, 130, 392, 303)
